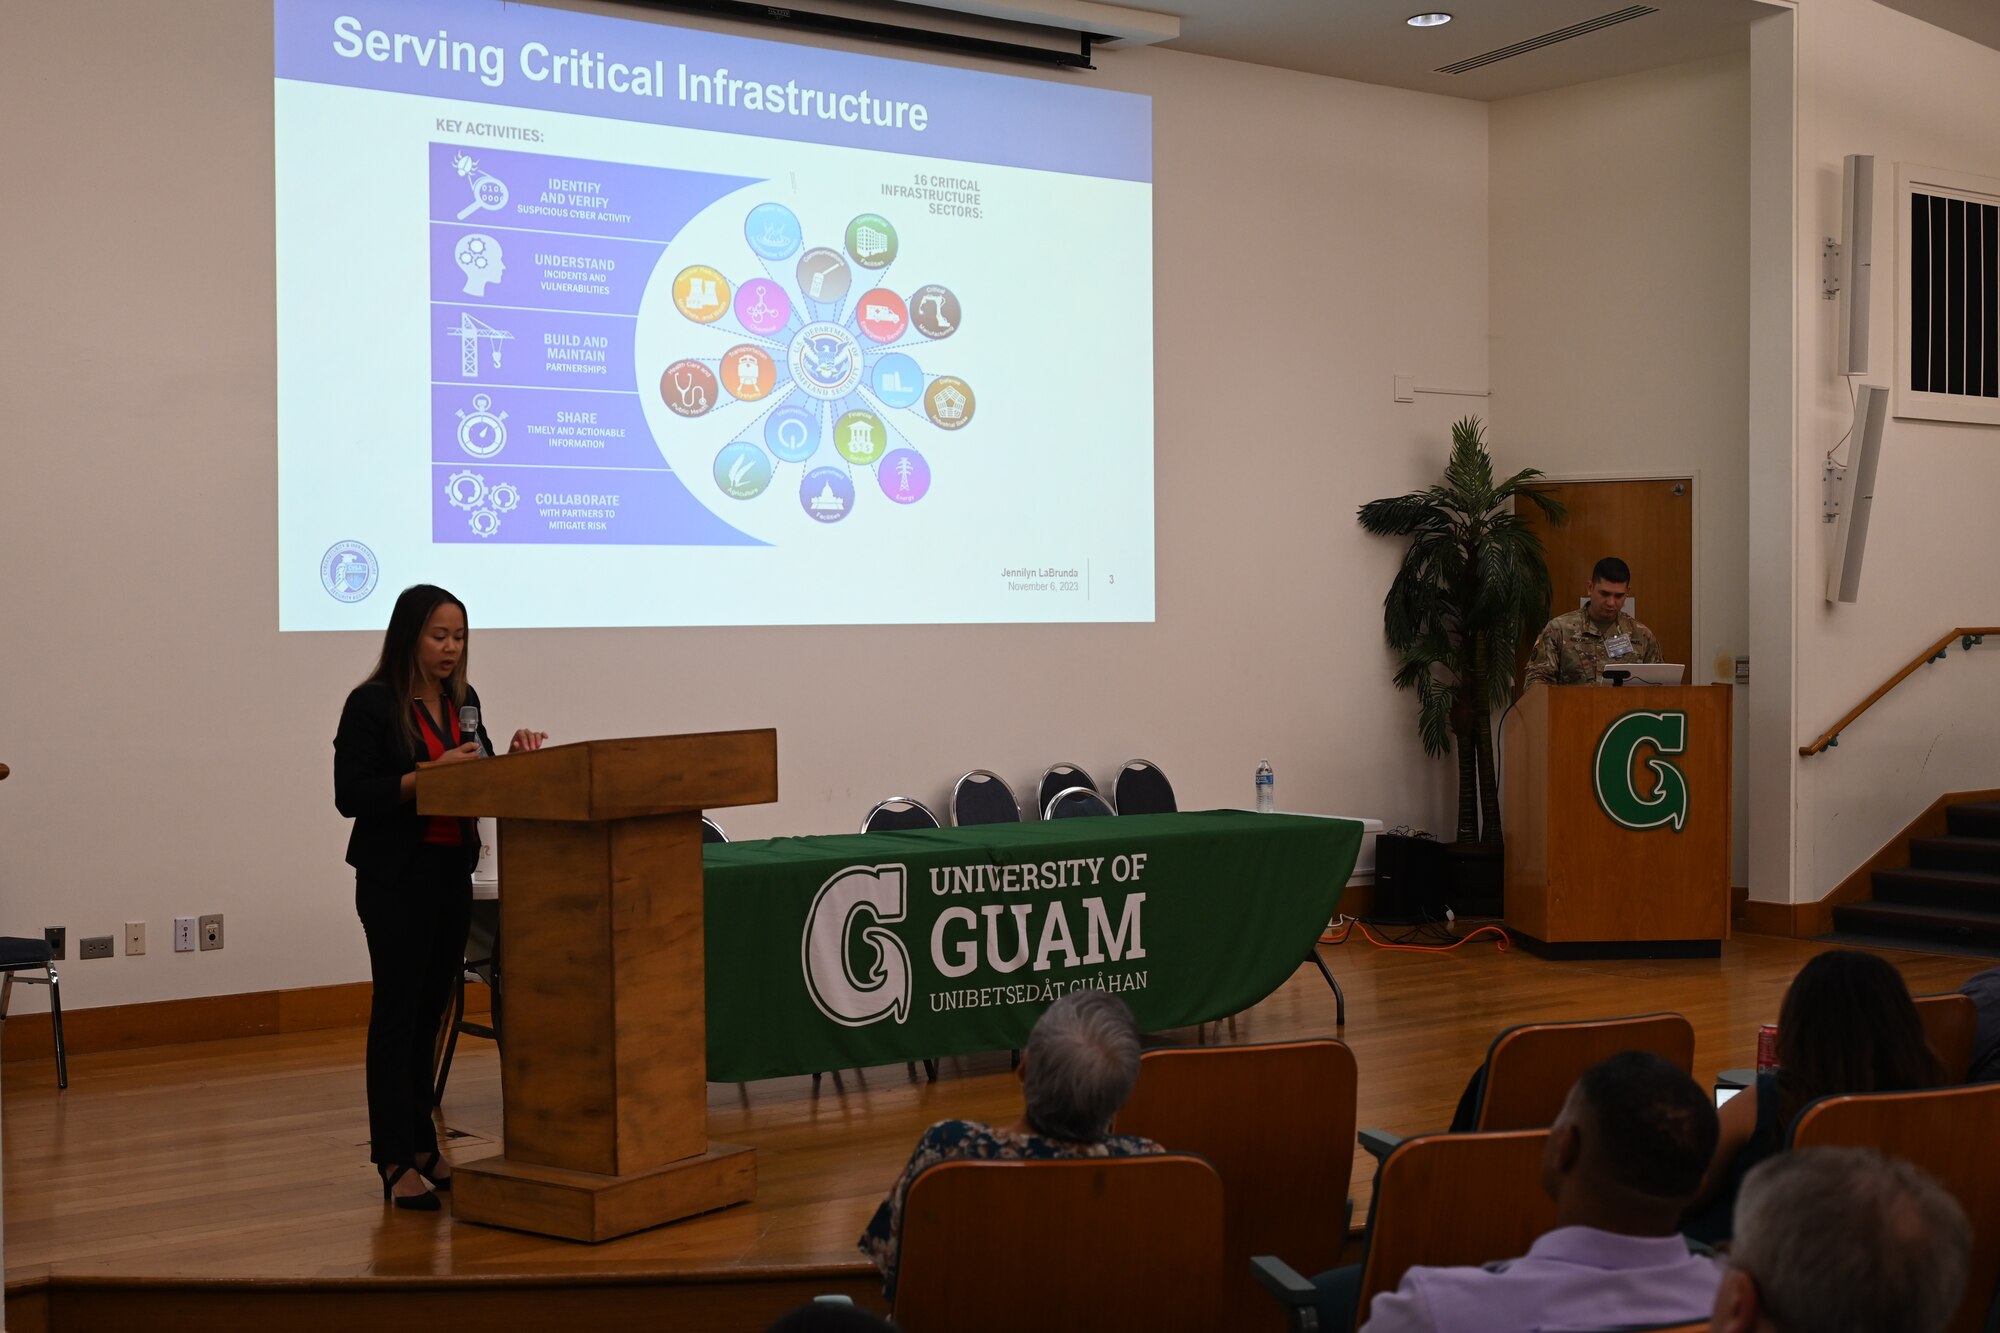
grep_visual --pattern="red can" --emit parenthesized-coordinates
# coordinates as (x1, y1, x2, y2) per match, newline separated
(1756, 1024, 1779, 1072)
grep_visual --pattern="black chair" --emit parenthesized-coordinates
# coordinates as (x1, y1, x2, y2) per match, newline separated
(951, 770, 1022, 826)
(1113, 759, 1177, 815)
(862, 797, 941, 833)
(701, 815, 729, 844)
(1037, 763, 1097, 818)
(433, 927, 501, 1106)
(1, 936, 67, 1089)
(1045, 786, 1115, 820)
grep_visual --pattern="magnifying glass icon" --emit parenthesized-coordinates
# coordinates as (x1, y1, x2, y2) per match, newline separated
(457, 174, 511, 221)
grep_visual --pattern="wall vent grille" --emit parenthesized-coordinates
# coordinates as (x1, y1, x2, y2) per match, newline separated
(1434, 6, 1660, 75)
(1909, 189, 1999, 401)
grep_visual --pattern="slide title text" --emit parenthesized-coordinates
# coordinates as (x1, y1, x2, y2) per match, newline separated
(331, 16, 930, 130)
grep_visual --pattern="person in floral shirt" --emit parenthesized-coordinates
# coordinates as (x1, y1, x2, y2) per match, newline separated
(859, 989, 1164, 1300)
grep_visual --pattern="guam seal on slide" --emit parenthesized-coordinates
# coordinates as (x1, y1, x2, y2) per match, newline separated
(320, 541, 379, 603)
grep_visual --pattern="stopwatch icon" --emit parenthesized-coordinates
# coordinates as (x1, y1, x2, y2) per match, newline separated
(456, 393, 508, 458)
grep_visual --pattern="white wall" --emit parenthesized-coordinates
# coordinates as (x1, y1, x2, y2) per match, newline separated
(1747, 7, 1799, 908)
(0, 1, 1485, 1009)
(1783, 0, 2000, 900)
(1488, 50, 1753, 884)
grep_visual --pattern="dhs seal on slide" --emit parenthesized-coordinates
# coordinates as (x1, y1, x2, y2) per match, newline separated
(320, 541, 379, 603)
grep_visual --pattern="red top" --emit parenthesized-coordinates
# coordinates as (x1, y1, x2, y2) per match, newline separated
(413, 703, 465, 846)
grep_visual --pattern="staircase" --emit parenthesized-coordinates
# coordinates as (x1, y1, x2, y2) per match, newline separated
(1832, 801, 2000, 952)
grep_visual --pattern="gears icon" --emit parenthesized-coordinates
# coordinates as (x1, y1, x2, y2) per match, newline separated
(457, 234, 499, 271)
(446, 470, 487, 510)
(454, 233, 505, 296)
(444, 470, 521, 538)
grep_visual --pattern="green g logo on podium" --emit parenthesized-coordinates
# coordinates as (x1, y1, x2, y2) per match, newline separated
(1594, 710, 1691, 831)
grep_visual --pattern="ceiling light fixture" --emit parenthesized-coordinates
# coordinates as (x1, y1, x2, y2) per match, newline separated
(1407, 12, 1454, 26)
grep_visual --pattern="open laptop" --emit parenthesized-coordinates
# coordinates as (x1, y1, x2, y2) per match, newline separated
(1598, 662, 1685, 686)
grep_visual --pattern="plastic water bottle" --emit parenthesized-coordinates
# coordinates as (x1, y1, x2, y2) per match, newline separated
(1255, 758, 1276, 814)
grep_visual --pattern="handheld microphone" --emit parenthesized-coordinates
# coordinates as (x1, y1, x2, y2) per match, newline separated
(458, 705, 486, 755)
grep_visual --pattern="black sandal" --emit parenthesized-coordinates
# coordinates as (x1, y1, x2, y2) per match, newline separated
(379, 1163, 441, 1211)
(415, 1151, 452, 1192)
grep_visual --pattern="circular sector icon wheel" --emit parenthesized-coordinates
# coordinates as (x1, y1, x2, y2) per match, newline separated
(637, 203, 973, 539)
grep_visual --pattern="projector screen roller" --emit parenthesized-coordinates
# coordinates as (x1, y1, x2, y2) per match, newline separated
(275, 0, 1154, 629)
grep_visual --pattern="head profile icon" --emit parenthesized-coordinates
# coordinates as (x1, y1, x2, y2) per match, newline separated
(455, 233, 505, 296)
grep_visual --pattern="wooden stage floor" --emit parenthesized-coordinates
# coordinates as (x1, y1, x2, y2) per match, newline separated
(3, 931, 1985, 1325)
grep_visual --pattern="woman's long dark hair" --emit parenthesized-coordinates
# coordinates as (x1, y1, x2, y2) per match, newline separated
(362, 584, 469, 754)
(1773, 949, 1943, 1131)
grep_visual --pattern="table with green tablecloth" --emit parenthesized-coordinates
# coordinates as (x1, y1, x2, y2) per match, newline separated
(701, 810, 1360, 1081)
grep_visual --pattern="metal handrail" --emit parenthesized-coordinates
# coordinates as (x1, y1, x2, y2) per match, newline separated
(1801, 626, 2000, 756)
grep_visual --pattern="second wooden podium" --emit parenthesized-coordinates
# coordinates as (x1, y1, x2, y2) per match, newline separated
(1501, 685, 1730, 958)
(417, 728, 777, 1241)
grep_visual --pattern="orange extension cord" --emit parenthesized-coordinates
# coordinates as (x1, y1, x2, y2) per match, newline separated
(1318, 916, 1513, 954)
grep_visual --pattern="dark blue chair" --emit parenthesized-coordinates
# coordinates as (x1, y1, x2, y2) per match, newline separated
(862, 797, 942, 834)
(1037, 763, 1097, 818)
(1045, 787, 1115, 820)
(1113, 760, 1177, 815)
(1, 936, 66, 1088)
(950, 770, 1022, 826)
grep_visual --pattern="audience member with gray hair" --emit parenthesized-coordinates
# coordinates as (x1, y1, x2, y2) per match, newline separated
(858, 989, 1163, 1301)
(1711, 1146, 1970, 1333)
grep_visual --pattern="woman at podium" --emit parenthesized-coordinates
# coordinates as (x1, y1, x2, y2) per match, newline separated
(332, 583, 546, 1209)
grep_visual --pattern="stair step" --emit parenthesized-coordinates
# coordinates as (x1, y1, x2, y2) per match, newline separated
(1872, 866, 2000, 910)
(1911, 835, 2000, 873)
(1946, 802, 2000, 839)
(1832, 900, 2000, 947)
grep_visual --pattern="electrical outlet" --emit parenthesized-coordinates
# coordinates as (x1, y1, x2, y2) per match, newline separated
(80, 935, 115, 960)
(44, 926, 65, 961)
(174, 917, 197, 952)
(126, 921, 147, 955)
(199, 913, 224, 951)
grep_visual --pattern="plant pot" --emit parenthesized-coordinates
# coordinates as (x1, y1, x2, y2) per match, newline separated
(1443, 841, 1505, 919)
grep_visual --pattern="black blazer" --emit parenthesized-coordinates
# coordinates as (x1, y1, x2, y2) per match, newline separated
(333, 681, 493, 879)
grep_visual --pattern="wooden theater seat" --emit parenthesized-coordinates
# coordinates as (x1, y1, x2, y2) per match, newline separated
(1355, 1129, 1558, 1311)
(1359, 1013, 1696, 1171)
(1789, 1081, 2000, 1333)
(893, 1154, 1225, 1333)
(1474, 1012, 1696, 1131)
(1117, 1039, 1360, 1332)
(1255, 1129, 1560, 1330)
(1912, 991, 1978, 1084)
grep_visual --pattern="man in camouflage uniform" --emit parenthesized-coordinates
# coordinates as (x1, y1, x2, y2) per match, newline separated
(1523, 556, 1664, 686)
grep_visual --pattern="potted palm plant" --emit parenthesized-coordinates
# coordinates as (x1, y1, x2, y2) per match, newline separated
(1357, 418, 1563, 910)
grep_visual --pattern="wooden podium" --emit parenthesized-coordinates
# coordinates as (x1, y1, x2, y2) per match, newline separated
(416, 728, 777, 1241)
(1501, 686, 1731, 958)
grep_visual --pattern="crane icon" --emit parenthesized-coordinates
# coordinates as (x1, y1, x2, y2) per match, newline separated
(444, 313, 514, 378)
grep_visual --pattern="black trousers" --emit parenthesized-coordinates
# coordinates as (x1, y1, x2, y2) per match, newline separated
(356, 844, 472, 1167)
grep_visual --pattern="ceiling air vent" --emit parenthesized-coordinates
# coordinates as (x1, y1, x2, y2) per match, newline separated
(1434, 5, 1660, 75)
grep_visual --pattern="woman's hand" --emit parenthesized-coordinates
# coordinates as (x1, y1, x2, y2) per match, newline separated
(432, 741, 484, 766)
(509, 729, 550, 753)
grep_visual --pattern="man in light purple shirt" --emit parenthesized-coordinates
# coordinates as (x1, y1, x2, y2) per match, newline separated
(1355, 1051, 1723, 1333)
